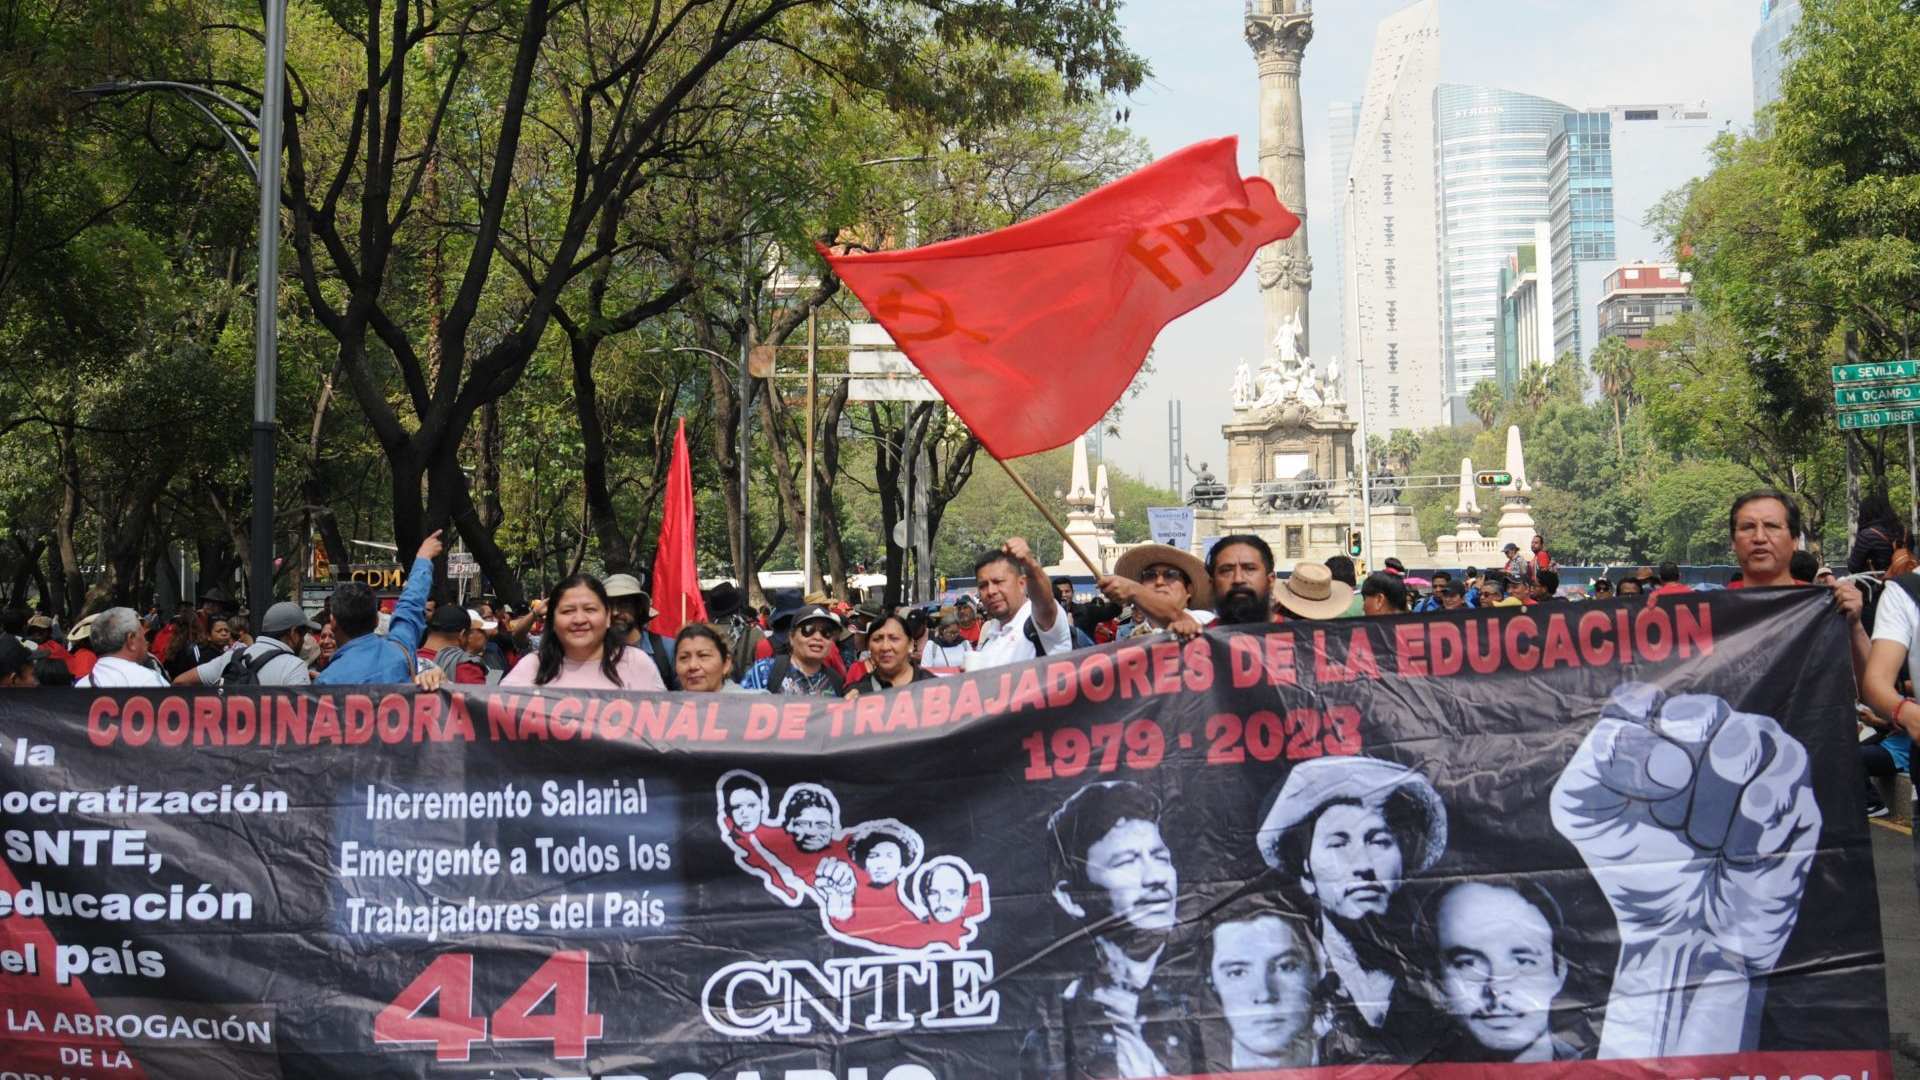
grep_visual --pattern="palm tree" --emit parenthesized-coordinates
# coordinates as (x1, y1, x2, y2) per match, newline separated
(1468, 380, 1503, 429)
(1517, 364, 1551, 411)
(1385, 428, 1423, 473)
(1549, 349, 1587, 402)
(1590, 336, 1637, 458)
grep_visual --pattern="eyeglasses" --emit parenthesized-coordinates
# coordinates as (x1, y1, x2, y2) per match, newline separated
(794, 622, 835, 638)
(1137, 567, 1189, 585)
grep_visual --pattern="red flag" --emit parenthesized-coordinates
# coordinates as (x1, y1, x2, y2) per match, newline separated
(649, 418, 707, 637)
(821, 137, 1299, 459)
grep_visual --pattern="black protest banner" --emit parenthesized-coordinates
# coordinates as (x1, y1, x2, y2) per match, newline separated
(0, 588, 1890, 1080)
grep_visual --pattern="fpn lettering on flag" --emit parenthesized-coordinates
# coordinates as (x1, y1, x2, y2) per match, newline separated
(822, 137, 1300, 460)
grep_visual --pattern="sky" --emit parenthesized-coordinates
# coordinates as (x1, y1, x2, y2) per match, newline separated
(1100, 0, 1766, 488)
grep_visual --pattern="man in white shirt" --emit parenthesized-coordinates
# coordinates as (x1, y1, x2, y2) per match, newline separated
(76, 608, 169, 688)
(965, 537, 1072, 671)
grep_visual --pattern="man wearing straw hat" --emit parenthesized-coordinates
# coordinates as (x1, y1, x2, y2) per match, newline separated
(1257, 757, 1449, 1063)
(1100, 544, 1215, 640)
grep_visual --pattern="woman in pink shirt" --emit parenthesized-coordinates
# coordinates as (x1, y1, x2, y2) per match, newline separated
(499, 575, 665, 691)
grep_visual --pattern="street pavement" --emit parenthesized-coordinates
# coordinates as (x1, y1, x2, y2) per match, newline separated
(1876, 820, 1920, 1078)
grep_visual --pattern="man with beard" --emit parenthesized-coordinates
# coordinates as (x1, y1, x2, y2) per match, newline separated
(1423, 881, 1581, 1063)
(1200, 893, 1323, 1071)
(1021, 781, 1201, 1080)
(1257, 757, 1448, 1063)
(1208, 534, 1279, 627)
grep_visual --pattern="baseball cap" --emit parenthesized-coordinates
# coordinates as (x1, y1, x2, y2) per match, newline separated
(467, 607, 497, 632)
(791, 604, 843, 634)
(603, 573, 645, 598)
(261, 602, 322, 635)
(428, 604, 472, 634)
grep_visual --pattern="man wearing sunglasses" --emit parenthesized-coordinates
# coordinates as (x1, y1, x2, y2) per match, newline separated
(740, 605, 846, 695)
(1102, 545, 1216, 640)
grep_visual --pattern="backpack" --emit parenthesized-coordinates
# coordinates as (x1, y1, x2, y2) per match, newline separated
(766, 655, 843, 695)
(1022, 616, 1063, 658)
(218, 645, 282, 687)
(1865, 572, 1920, 637)
(728, 622, 765, 683)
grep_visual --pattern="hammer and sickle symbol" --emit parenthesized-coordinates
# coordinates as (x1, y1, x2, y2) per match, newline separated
(877, 274, 990, 344)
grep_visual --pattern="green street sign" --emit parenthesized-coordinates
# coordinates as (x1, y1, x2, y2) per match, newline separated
(1474, 471, 1512, 487)
(1837, 405, 1920, 430)
(1832, 359, 1920, 384)
(1836, 382, 1920, 407)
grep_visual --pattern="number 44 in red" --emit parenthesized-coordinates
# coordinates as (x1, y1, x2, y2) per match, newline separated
(374, 951, 605, 1062)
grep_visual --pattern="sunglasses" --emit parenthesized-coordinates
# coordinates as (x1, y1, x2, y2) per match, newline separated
(794, 622, 835, 638)
(1137, 567, 1189, 585)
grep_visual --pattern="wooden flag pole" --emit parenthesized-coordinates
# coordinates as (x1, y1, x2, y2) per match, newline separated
(993, 454, 1102, 575)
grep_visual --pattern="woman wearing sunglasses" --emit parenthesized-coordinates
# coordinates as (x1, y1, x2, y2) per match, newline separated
(739, 604, 845, 696)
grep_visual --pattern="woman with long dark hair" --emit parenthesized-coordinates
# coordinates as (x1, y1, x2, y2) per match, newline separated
(499, 575, 664, 690)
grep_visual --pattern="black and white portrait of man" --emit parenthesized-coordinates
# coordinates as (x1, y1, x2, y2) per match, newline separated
(1199, 894, 1323, 1071)
(1256, 756, 1448, 1064)
(1422, 881, 1581, 1063)
(1020, 780, 1201, 1080)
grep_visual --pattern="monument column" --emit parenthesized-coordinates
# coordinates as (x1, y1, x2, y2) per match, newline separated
(1245, 0, 1314, 353)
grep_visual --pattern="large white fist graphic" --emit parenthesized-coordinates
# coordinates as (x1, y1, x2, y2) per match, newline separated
(1551, 683, 1822, 1058)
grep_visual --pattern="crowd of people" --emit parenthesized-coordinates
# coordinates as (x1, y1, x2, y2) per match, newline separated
(2, 488, 1917, 831)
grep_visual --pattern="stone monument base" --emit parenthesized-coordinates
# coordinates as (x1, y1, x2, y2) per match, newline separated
(1202, 503, 1433, 571)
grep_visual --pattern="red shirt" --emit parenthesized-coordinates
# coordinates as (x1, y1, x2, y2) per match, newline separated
(1649, 583, 1693, 597)
(67, 648, 97, 679)
(417, 647, 487, 684)
(957, 622, 982, 645)
(829, 866, 986, 951)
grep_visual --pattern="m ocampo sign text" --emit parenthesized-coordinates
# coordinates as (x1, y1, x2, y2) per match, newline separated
(0, 589, 1888, 1078)
(1836, 383, 1920, 408)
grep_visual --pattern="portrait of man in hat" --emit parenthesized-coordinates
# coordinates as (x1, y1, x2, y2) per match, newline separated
(1021, 780, 1202, 1080)
(812, 821, 992, 953)
(1256, 757, 1448, 1063)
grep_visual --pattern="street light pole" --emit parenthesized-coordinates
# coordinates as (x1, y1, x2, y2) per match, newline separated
(249, 0, 289, 627)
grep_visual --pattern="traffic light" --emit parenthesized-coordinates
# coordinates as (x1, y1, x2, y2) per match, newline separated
(1475, 471, 1513, 487)
(1348, 530, 1363, 557)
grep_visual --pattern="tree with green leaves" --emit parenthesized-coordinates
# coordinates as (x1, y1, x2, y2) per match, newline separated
(1590, 336, 1637, 458)
(1467, 379, 1504, 430)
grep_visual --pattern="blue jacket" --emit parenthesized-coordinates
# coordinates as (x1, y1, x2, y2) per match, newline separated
(314, 556, 433, 685)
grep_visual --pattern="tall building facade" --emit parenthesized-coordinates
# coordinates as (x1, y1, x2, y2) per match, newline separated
(1753, 0, 1803, 116)
(1434, 85, 1573, 413)
(1344, 0, 1443, 435)
(1546, 111, 1614, 362)
(1325, 100, 1360, 366)
(1546, 103, 1716, 364)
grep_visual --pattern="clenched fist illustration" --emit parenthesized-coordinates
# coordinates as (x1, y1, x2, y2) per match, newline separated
(814, 857, 858, 922)
(1551, 682, 1822, 1059)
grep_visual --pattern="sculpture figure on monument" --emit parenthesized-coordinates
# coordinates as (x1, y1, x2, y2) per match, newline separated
(1185, 457, 1226, 509)
(1231, 359, 1254, 409)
